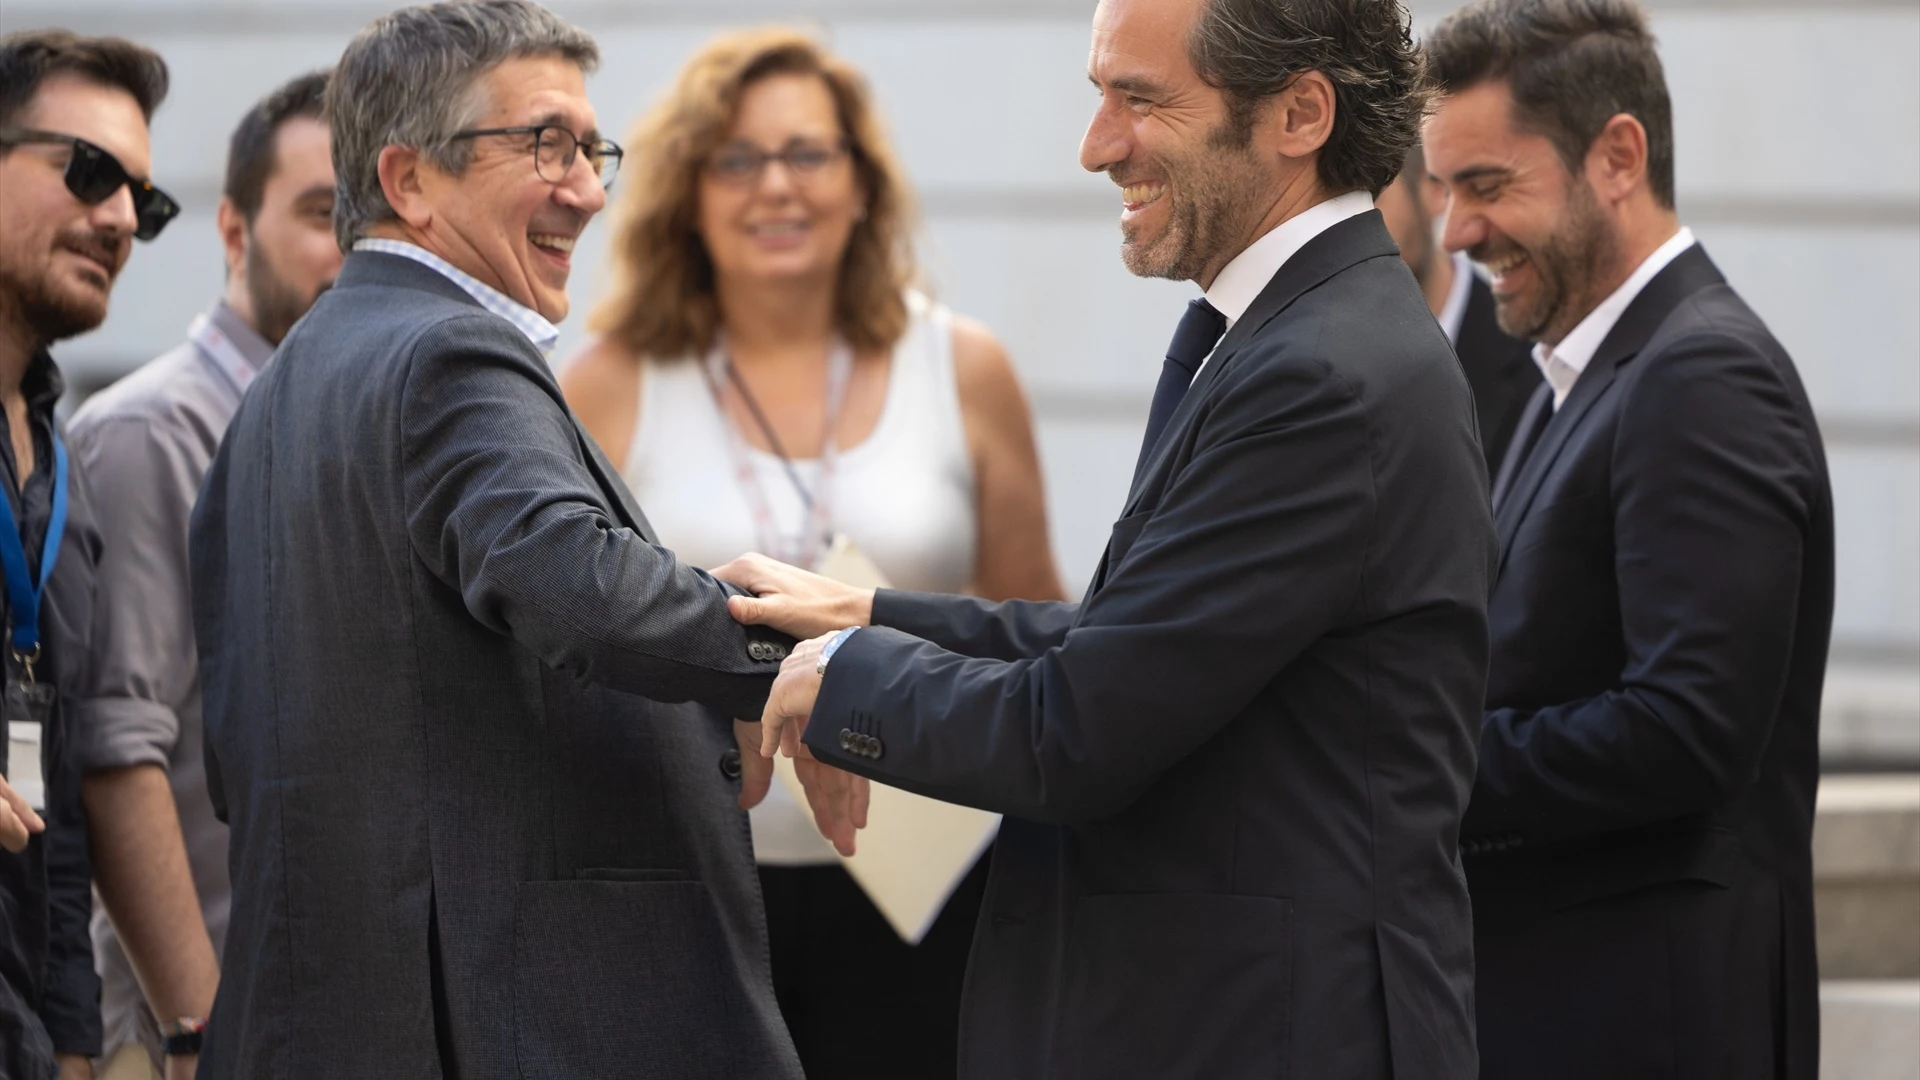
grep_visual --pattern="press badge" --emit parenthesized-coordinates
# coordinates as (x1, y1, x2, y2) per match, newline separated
(4, 683, 49, 813)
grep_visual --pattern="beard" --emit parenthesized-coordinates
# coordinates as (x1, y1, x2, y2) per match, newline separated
(245, 238, 320, 346)
(1116, 117, 1269, 283)
(1485, 175, 1619, 344)
(0, 224, 125, 345)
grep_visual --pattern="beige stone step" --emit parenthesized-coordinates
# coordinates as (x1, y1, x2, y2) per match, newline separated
(1816, 775, 1920, 979)
(1821, 980, 1920, 1080)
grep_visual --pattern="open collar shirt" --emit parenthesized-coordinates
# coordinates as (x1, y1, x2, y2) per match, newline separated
(1533, 226, 1696, 410)
(353, 238, 560, 356)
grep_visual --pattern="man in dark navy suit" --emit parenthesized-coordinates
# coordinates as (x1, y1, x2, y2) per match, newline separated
(715, 0, 1493, 1076)
(1424, 1, 1833, 1077)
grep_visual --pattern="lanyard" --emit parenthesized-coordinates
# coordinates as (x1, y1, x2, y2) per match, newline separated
(188, 313, 258, 395)
(702, 338, 853, 571)
(0, 431, 69, 678)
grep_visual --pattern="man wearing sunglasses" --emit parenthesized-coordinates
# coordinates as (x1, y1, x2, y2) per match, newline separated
(0, 27, 172, 1080)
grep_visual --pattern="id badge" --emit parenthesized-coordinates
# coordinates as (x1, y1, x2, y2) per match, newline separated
(3, 676, 51, 813)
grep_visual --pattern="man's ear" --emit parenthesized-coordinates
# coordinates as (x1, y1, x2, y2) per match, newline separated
(1260, 70, 1338, 163)
(376, 144, 433, 230)
(1585, 112, 1649, 206)
(215, 196, 247, 281)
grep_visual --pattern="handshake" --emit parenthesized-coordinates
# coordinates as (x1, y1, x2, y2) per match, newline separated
(712, 553, 883, 859)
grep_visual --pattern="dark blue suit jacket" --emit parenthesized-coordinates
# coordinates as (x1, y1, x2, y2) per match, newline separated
(1465, 244, 1832, 1080)
(805, 212, 1492, 1080)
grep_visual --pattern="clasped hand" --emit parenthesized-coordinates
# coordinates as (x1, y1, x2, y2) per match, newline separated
(715, 554, 878, 859)
(1, 774, 44, 854)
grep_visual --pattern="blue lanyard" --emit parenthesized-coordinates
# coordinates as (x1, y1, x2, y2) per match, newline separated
(0, 432, 69, 670)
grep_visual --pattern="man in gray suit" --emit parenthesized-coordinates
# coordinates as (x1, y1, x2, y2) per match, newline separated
(189, 4, 865, 1077)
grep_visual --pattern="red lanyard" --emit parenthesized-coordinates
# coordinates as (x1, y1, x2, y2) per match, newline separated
(701, 338, 853, 570)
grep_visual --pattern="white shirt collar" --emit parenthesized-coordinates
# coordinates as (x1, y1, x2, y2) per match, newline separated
(353, 238, 561, 356)
(1190, 189, 1374, 382)
(1533, 225, 1695, 409)
(1204, 189, 1377, 330)
(1436, 251, 1474, 345)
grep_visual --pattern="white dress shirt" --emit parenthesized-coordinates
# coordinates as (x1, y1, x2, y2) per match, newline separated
(1435, 251, 1475, 344)
(1533, 226, 1696, 410)
(353, 238, 561, 355)
(1196, 188, 1377, 380)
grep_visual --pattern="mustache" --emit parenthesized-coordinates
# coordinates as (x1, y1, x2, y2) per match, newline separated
(528, 210, 590, 239)
(54, 226, 129, 273)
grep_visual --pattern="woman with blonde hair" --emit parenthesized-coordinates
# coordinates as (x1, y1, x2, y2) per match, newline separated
(562, 27, 1064, 1077)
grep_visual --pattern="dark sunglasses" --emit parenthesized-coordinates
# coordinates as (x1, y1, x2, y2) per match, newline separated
(0, 127, 180, 241)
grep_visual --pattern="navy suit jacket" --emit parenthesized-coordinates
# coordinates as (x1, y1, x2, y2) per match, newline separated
(805, 212, 1492, 1080)
(1465, 244, 1832, 1079)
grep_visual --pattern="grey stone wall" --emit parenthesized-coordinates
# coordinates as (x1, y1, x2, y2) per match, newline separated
(4, 0, 1914, 761)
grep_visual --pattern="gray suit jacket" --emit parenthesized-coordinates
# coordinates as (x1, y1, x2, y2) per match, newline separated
(189, 252, 802, 1079)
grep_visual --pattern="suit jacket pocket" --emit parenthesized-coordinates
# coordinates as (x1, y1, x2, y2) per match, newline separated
(1054, 893, 1292, 1080)
(576, 867, 693, 883)
(512, 879, 738, 1080)
(1507, 491, 1609, 560)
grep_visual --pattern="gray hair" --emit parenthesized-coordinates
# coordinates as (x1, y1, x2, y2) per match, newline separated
(326, 0, 599, 250)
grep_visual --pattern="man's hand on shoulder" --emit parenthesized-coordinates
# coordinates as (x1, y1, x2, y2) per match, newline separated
(712, 553, 875, 640)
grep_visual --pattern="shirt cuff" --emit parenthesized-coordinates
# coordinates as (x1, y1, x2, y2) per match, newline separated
(67, 696, 179, 772)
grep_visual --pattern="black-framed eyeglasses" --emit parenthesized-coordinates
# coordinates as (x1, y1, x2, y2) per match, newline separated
(0, 127, 180, 241)
(706, 137, 851, 187)
(446, 124, 624, 189)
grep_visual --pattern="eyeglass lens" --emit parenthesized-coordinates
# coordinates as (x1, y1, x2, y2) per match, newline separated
(709, 139, 847, 184)
(63, 139, 179, 241)
(533, 127, 620, 188)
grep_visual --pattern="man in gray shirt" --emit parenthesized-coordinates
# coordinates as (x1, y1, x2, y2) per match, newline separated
(67, 71, 338, 1080)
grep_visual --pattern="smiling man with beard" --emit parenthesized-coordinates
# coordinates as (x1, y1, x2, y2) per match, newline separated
(65, 70, 339, 1080)
(186, 4, 869, 1077)
(0, 28, 174, 1080)
(1422, 1, 1833, 1077)
(711, 0, 1493, 1076)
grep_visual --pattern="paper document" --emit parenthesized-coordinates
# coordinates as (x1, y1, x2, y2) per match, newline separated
(776, 534, 1002, 944)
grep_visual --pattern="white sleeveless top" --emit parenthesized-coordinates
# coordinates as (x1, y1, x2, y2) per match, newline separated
(623, 291, 978, 864)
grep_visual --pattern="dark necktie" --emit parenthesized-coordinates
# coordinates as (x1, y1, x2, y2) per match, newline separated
(1135, 298, 1228, 479)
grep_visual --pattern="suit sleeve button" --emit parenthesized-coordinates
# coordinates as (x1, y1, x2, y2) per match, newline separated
(839, 729, 856, 751)
(719, 748, 743, 780)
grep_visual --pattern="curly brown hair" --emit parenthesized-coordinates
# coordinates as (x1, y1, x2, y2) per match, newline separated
(1188, 0, 1430, 196)
(589, 27, 917, 359)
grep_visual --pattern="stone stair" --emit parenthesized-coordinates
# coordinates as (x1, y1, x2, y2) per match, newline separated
(1816, 774, 1920, 1079)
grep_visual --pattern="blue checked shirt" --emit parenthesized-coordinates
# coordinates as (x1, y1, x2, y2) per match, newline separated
(353, 238, 560, 356)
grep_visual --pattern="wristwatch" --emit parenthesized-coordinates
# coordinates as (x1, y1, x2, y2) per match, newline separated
(162, 1016, 207, 1056)
(816, 626, 861, 675)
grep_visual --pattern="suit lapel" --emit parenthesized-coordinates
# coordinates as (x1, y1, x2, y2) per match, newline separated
(1492, 361, 1619, 559)
(1121, 211, 1402, 517)
(1489, 383, 1550, 512)
(1493, 243, 1728, 565)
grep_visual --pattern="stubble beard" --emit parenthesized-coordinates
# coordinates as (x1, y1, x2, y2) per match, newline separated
(0, 226, 121, 347)
(245, 237, 319, 346)
(1118, 119, 1267, 284)
(1492, 176, 1620, 345)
